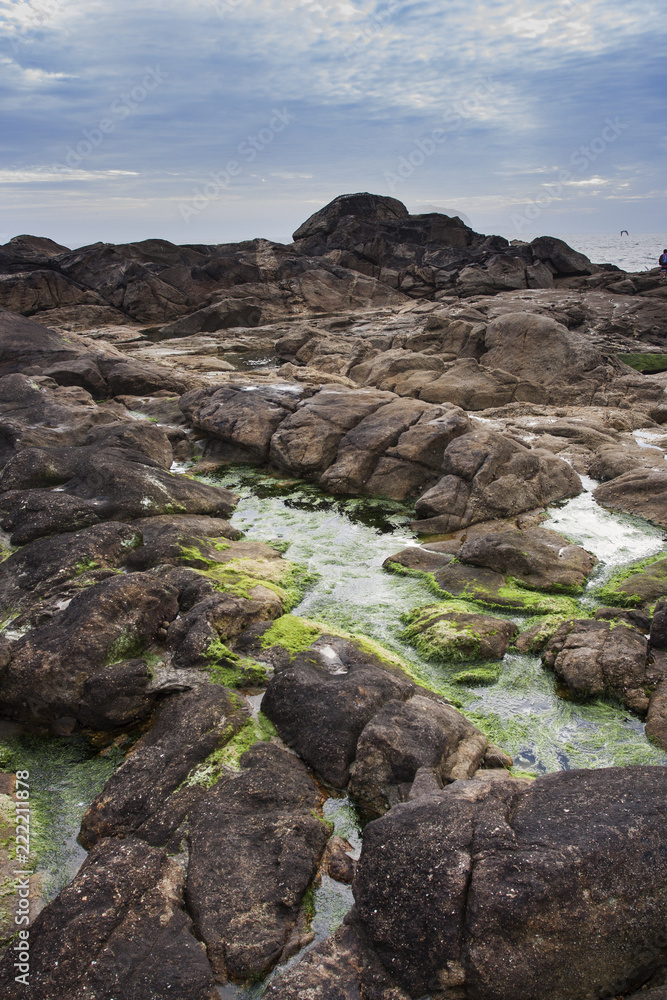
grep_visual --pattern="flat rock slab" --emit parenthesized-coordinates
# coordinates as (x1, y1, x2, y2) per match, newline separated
(354, 767, 667, 1000)
(186, 742, 330, 984)
(0, 836, 219, 1000)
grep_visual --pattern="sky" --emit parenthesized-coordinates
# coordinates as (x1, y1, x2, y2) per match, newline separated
(0, 0, 666, 249)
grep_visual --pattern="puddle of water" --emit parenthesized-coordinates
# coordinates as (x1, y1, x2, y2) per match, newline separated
(201, 466, 667, 775)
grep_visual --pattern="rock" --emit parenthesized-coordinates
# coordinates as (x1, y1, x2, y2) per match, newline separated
(0, 269, 105, 317)
(265, 923, 410, 1000)
(0, 520, 142, 626)
(79, 685, 249, 848)
(530, 235, 599, 275)
(646, 680, 667, 751)
(353, 767, 667, 999)
(0, 307, 80, 375)
(651, 600, 667, 649)
(400, 606, 518, 661)
(412, 428, 581, 534)
(0, 571, 183, 725)
(597, 556, 667, 608)
(0, 373, 125, 464)
(323, 836, 356, 884)
(262, 635, 415, 787)
(542, 618, 667, 720)
(0, 836, 219, 1000)
(456, 525, 596, 592)
(186, 742, 330, 983)
(0, 441, 237, 544)
(594, 469, 667, 529)
(347, 694, 491, 820)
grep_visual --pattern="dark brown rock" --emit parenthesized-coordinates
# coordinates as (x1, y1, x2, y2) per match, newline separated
(348, 694, 490, 820)
(79, 685, 249, 848)
(0, 836, 219, 1000)
(262, 636, 415, 787)
(186, 742, 330, 983)
(354, 767, 667, 1000)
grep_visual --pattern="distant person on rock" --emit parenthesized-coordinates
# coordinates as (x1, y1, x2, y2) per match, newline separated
(660, 249, 667, 280)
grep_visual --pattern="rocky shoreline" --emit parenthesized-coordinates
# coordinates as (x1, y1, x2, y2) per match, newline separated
(0, 194, 666, 999)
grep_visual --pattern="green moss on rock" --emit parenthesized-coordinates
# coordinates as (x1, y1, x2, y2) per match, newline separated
(595, 552, 667, 609)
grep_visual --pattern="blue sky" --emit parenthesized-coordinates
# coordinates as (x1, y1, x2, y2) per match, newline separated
(0, 0, 665, 247)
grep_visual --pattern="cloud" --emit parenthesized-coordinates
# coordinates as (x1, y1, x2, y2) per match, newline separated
(0, 0, 665, 243)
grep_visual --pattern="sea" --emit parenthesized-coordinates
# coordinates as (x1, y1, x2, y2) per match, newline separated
(508, 232, 666, 273)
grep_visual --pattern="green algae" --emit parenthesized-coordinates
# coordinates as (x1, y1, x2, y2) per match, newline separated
(201, 638, 268, 689)
(184, 713, 276, 787)
(259, 615, 322, 657)
(0, 734, 123, 902)
(618, 352, 667, 374)
(515, 613, 580, 654)
(451, 664, 502, 686)
(595, 551, 667, 608)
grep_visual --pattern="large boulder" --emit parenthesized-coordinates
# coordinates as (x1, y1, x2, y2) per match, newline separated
(353, 768, 667, 999)
(412, 428, 581, 534)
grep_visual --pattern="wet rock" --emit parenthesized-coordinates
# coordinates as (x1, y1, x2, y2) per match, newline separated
(353, 767, 667, 1000)
(0, 571, 180, 725)
(0, 441, 236, 544)
(387, 525, 596, 593)
(0, 836, 219, 1000)
(412, 560, 578, 615)
(348, 694, 491, 820)
(400, 606, 518, 662)
(457, 525, 596, 592)
(323, 836, 356, 884)
(262, 636, 415, 787)
(594, 469, 667, 530)
(646, 680, 667, 751)
(79, 685, 249, 848)
(265, 923, 410, 1000)
(186, 742, 330, 983)
(651, 600, 667, 649)
(597, 556, 667, 608)
(542, 618, 667, 721)
(0, 520, 142, 623)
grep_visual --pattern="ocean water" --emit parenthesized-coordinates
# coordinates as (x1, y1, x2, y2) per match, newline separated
(544, 233, 665, 273)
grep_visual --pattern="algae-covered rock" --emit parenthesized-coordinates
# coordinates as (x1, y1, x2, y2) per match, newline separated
(515, 614, 575, 654)
(430, 562, 581, 615)
(400, 604, 518, 662)
(596, 554, 667, 608)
